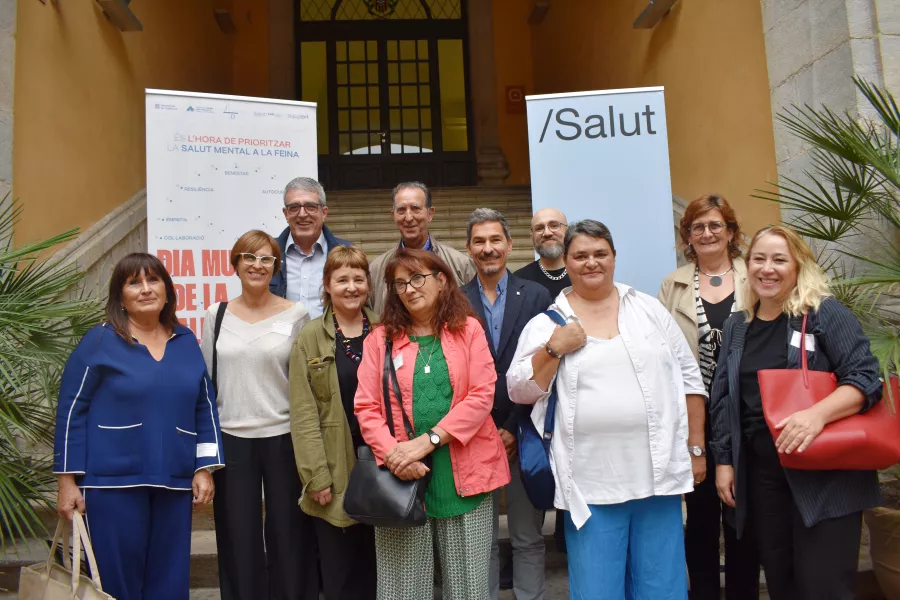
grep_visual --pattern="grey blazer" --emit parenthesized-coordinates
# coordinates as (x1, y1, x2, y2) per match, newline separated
(708, 296, 883, 536)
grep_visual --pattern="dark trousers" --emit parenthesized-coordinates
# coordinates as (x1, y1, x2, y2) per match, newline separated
(82, 487, 192, 600)
(214, 432, 319, 600)
(314, 518, 377, 600)
(746, 431, 862, 600)
(685, 448, 760, 600)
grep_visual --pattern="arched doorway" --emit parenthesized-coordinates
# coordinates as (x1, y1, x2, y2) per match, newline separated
(296, 0, 475, 190)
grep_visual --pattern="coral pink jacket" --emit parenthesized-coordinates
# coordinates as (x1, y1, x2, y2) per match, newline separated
(354, 317, 511, 498)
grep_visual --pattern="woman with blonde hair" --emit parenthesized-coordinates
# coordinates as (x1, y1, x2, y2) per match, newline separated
(290, 245, 378, 599)
(658, 194, 758, 600)
(708, 225, 883, 600)
(201, 229, 315, 600)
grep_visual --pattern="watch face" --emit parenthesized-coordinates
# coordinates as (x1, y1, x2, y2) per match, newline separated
(691, 447, 703, 456)
(430, 433, 440, 445)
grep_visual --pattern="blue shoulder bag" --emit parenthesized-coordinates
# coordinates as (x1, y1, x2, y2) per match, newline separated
(516, 310, 566, 511)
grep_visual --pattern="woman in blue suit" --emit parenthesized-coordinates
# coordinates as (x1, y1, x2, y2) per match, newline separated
(53, 253, 225, 600)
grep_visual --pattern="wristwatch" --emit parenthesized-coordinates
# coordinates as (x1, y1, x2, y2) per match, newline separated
(427, 429, 441, 447)
(688, 445, 706, 457)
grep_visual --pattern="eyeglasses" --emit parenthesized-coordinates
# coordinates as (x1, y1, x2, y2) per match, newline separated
(239, 253, 277, 268)
(392, 272, 437, 295)
(531, 221, 567, 235)
(285, 202, 323, 216)
(690, 221, 725, 236)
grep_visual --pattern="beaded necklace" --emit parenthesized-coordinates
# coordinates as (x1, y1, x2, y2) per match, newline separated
(333, 312, 370, 365)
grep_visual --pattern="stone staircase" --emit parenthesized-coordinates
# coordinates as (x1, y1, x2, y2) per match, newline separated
(325, 186, 536, 271)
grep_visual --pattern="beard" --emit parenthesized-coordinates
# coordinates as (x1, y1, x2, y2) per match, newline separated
(536, 240, 564, 259)
(478, 257, 504, 276)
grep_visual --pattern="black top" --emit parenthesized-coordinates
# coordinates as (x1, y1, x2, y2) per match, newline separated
(738, 312, 787, 436)
(514, 261, 571, 299)
(702, 292, 735, 367)
(335, 334, 365, 449)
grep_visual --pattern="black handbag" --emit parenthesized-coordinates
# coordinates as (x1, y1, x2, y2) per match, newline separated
(343, 339, 431, 528)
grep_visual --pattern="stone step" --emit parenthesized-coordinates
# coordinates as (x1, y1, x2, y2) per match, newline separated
(326, 211, 535, 228)
(339, 226, 532, 245)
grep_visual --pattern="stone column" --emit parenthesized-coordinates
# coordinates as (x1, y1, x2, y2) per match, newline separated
(467, 0, 510, 186)
(269, 0, 296, 100)
(761, 0, 898, 184)
(0, 0, 15, 202)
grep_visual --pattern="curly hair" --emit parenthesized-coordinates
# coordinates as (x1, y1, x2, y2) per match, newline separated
(380, 248, 473, 340)
(679, 194, 744, 262)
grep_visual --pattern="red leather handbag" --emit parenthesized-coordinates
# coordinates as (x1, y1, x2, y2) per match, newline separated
(757, 313, 900, 470)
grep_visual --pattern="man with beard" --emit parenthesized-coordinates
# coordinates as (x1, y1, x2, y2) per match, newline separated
(462, 208, 550, 600)
(270, 177, 352, 318)
(514, 208, 571, 300)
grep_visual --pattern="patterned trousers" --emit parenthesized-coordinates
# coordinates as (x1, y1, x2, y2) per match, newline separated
(374, 496, 493, 600)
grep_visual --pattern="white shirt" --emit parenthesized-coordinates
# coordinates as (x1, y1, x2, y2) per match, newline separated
(506, 283, 706, 529)
(285, 231, 327, 318)
(573, 335, 655, 505)
(201, 303, 309, 438)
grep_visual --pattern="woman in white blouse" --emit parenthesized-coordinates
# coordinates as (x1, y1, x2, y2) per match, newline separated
(200, 230, 316, 600)
(507, 220, 707, 600)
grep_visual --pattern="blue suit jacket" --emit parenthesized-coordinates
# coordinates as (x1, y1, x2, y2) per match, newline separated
(269, 224, 353, 298)
(462, 272, 552, 431)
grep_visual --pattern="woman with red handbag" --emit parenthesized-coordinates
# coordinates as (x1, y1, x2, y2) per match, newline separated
(708, 226, 883, 600)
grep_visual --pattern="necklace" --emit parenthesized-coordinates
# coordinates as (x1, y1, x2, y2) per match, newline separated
(333, 312, 370, 365)
(538, 262, 567, 281)
(698, 265, 733, 287)
(416, 336, 439, 374)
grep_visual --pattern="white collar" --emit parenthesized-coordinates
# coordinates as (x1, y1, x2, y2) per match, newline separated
(287, 230, 327, 256)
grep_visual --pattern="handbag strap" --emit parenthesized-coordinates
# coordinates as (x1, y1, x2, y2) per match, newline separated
(542, 310, 568, 449)
(383, 339, 416, 439)
(211, 301, 228, 391)
(71, 512, 104, 591)
(800, 312, 810, 388)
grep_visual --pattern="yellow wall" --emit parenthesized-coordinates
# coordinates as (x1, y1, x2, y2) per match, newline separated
(232, 0, 270, 98)
(521, 0, 779, 234)
(493, 0, 534, 185)
(13, 0, 232, 245)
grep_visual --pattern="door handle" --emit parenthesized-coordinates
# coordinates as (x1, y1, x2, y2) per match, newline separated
(379, 131, 388, 143)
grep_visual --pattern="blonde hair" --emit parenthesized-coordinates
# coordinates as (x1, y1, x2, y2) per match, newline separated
(741, 225, 831, 321)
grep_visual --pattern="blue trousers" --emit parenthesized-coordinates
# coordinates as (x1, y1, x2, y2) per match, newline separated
(83, 486, 193, 600)
(564, 495, 688, 600)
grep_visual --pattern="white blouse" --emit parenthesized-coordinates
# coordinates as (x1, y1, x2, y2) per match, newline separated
(507, 283, 706, 529)
(573, 336, 654, 506)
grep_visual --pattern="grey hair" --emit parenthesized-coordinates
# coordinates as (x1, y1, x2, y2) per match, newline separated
(466, 208, 511, 243)
(283, 177, 326, 206)
(564, 219, 616, 256)
(391, 181, 432, 208)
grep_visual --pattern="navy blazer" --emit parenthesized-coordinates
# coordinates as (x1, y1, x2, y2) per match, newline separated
(462, 272, 552, 431)
(270, 224, 352, 298)
(709, 296, 883, 535)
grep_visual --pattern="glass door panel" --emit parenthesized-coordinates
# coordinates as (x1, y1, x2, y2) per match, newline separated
(335, 40, 383, 156)
(385, 39, 434, 155)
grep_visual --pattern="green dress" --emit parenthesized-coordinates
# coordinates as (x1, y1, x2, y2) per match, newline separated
(409, 335, 488, 518)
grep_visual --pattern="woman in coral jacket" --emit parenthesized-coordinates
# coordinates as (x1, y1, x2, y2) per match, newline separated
(354, 248, 510, 600)
(54, 253, 224, 600)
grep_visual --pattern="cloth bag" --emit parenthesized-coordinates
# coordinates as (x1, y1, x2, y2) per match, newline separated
(758, 312, 900, 470)
(517, 310, 567, 510)
(344, 339, 432, 528)
(19, 512, 115, 600)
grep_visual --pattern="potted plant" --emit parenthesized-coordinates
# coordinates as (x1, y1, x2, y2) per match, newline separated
(754, 77, 900, 599)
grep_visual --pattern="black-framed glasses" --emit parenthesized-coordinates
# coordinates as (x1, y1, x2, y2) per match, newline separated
(690, 221, 725, 236)
(531, 221, 567, 235)
(392, 272, 437, 295)
(239, 253, 277, 268)
(284, 202, 323, 216)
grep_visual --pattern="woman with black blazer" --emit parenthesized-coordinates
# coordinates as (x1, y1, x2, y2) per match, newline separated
(708, 226, 883, 600)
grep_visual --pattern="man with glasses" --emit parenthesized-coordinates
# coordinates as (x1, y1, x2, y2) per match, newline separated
(369, 181, 475, 314)
(270, 177, 352, 318)
(514, 208, 571, 299)
(461, 209, 550, 600)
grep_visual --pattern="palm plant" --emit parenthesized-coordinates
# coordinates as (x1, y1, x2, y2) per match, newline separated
(0, 197, 101, 548)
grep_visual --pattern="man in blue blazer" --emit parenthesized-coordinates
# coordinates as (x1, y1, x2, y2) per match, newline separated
(269, 177, 352, 317)
(462, 208, 551, 600)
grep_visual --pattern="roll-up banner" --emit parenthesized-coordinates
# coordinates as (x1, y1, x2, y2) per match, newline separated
(526, 87, 675, 296)
(145, 89, 317, 338)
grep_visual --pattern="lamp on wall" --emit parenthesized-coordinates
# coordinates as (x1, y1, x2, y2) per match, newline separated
(96, 0, 142, 32)
(633, 0, 679, 29)
(214, 9, 236, 34)
(528, 1, 550, 24)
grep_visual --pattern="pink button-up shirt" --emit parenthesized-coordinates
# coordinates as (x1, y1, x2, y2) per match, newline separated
(354, 317, 511, 498)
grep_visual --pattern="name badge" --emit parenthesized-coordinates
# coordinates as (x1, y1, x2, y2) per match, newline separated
(393, 353, 404, 370)
(790, 330, 816, 352)
(272, 321, 293, 336)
